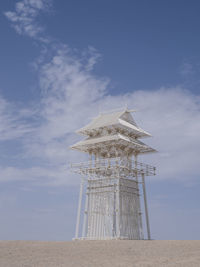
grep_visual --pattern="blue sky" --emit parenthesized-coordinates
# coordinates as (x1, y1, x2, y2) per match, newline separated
(0, 0, 200, 240)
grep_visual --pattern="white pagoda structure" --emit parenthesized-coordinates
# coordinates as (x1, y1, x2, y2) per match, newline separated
(70, 109, 156, 240)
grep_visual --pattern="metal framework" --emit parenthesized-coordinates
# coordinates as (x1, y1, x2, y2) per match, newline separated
(70, 109, 156, 240)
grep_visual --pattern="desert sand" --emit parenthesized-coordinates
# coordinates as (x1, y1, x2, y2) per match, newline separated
(0, 240, 200, 267)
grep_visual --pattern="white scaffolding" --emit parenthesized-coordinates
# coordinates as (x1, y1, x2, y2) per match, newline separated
(70, 109, 156, 240)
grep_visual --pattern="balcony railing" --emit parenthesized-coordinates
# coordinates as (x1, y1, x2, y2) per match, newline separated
(71, 157, 156, 178)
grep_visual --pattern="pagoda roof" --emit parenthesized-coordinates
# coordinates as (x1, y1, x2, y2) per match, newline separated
(77, 109, 151, 138)
(71, 133, 156, 155)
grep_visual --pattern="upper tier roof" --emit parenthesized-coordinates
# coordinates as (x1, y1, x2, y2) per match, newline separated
(77, 109, 151, 138)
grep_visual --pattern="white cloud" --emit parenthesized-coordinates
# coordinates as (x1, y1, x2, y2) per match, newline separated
(0, 165, 70, 185)
(180, 62, 194, 76)
(1, 43, 200, 186)
(24, 45, 200, 185)
(0, 95, 35, 141)
(118, 88, 200, 181)
(0, 42, 200, 186)
(4, 0, 51, 39)
(38, 45, 108, 138)
(2, 1, 200, 186)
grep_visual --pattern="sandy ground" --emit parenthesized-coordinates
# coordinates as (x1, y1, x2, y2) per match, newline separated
(0, 240, 200, 267)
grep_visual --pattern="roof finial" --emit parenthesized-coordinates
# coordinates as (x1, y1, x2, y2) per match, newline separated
(124, 104, 137, 113)
(128, 109, 137, 112)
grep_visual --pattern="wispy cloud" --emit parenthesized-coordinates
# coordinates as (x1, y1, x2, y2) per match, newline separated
(0, 95, 35, 141)
(1, 43, 200, 186)
(23, 44, 200, 185)
(4, 0, 51, 39)
(180, 62, 194, 76)
(2, 0, 200, 187)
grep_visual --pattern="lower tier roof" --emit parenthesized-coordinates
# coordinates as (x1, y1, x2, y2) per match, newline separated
(71, 134, 156, 156)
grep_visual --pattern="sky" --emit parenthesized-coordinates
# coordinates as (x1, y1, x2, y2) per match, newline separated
(0, 0, 200, 240)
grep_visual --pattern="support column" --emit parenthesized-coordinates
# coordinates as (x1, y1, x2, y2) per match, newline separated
(93, 153, 98, 238)
(134, 153, 144, 239)
(82, 187, 88, 238)
(115, 151, 120, 238)
(75, 178, 84, 239)
(142, 172, 151, 240)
